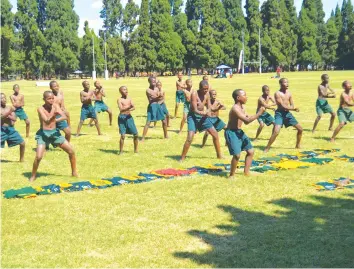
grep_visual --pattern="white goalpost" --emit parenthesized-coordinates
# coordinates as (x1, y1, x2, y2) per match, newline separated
(240, 29, 262, 74)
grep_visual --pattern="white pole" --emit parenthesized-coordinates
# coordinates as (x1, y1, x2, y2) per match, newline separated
(92, 35, 96, 80)
(104, 30, 109, 80)
(259, 28, 262, 74)
(242, 30, 245, 75)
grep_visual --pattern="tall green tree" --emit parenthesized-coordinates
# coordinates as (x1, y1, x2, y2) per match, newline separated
(137, 0, 156, 71)
(44, 0, 80, 77)
(106, 36, 126, 73)
(245, 0, 262, 64)
(314, 0, 328, 67)
(222, 0, 248, 67)
(15, 0, 46, 78)
(283, 0, 298, 68)
(150, 0, 185, 72)
(100, 0, 123, 36)
(338, 0, 354, 58)
(37, 0, 47, 32)
(1, 0, 15, 75)
(122, 0, 139, 37)
(323, 14, 339, 68)
(80, 21, 104, 74)
(334, 3, 343, 31)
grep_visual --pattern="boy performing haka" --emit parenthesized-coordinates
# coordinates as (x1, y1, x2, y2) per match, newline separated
(76, 81, 102, 136)
(50, 81, 71, 142)
(10, 84, 30, 137)
(201, 90, 226, 148)
(225, 90, 265, 177)
(174, 72, 186, 118)
(331, 81, 354, 142)
(141, 77, 168, 141)
(156, 80, 170, 127)
(89, 81, 113, 126)
(312, 74, 336, 133)
(1, 93, 25, 162)
(254, 85, 276, 140)
(180, 80, 222, 161)
(30, 91, 77, 182)
(178, 79, 193, 134)
(118, 86, 138, 154)
(264, 78, 303, 152)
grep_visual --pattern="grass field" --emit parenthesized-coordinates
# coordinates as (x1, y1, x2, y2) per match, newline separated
(1, 71, 354, 268)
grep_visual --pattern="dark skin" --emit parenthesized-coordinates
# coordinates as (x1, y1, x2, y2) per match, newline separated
(174, 72, 186, 118)
(75, 81, 102, 136)
(30, 92, 78, 182)
(117, 86, 138, 154)
(10, 85, 30, 137)
(1, 93, 25, 162)
(264, 79, 303, 152)
(180, 84, 222, 161)
(254, 87, 276, 140)
(312, 75, 336, 133)
(201, 90, 226, 148)
(89, 81, 113, 126)
(331, 81, 354, 142)
(152, 81, 170, 127)
(51, 81, 71, 142)
(178, 79, 193, 134)
(226, 90, 265, 177)
(141, 78, 168, 141)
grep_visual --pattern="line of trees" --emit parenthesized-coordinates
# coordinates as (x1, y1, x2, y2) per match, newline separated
(1, 0, 354, 78)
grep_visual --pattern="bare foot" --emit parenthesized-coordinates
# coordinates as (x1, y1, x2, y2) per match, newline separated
(330, 138, 335, 143)
(140, 138, 145, 142)
(98, 133, 103, 136)
(295, 145, 301, 149)
(19, 159, 24, 162)
(178, 131, 182, 135)
(312, 130, 315, 134)
(228, 174, 235, 178)
(217, 155, 225, 160)
(328, 128, 333, 131)
(29, 176, 36, 182)
(72, 172, 79, 177)
(253, 138, 258, 142)
(134, 151, 138, 154)
(264, 148, 270, 153)
(75, 134, 80, 137)
(118, 151, 123, 155)
(179, 157, 185, 162)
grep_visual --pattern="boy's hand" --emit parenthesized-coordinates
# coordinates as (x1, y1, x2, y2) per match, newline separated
(259, 107, 266, 113)
(294, 107, 300, 112)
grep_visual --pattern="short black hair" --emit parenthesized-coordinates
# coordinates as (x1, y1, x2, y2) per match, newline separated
(203, 75, 208, 80)
(342, 80, 350, 87)
(279, 78, 287, 84)
(13, 84, 19, 90)
(199, 80, 209, 90)
(43, 91, 53, 98)
(49, 80, 57, 88)
(148, 76, 155, 83)
(262, 85, 269, 92)
(232, 89, 244, 101)
(321, 74, 328, 80)
(82, 80, 88, 86)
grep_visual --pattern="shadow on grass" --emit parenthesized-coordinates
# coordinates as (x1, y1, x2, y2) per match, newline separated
(0, 159, 16, 163)
(99, 149, 119, 155)
(22, 172, 56, 178)
(314, 136, 353, 141)
(174, 195, 354, 267)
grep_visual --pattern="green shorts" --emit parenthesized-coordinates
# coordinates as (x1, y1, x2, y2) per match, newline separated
(176, 90, 185, 103)
(160, 102, 169, 116)
(80, 104, 97, 121)
(118, 114, 138, 135)
(187, 112, 213, 133)
(224, 129, 253, 155)
(274, 109, 298, 128)
(95, 100, 109, 113)
(14, 107, 28, 120)
(35, 129, 65, 148)
(184, 102, 190, 114)
(337, 107, 354, 124)
(209, 117, 226, 132)
(147, 103, 165, 122)
(258, 111, 275, 126)
(316, 98, 333, 115)
(1, 126, 24, 148)
(56, 114, 69, 130)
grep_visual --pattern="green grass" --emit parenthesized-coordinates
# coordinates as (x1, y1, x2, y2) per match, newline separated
(1, 71, 354, 268)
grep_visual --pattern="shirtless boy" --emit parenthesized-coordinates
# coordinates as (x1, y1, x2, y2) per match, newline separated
(254, 85, 276, 140)
(178, 79, 193, 134)
(30, 91, 77, 182)
(141, 77, 168, 141)
(180, 80, 222, 161)
(50, 81, 71, 142)
(312, 74, 336, 133)
(89, 81, 113, 126)
(201, 90, 226, 147)
(264, 78, 303, 152)
(156, 80, 170, 127)
(10, 84, 30, 137)
(117, 86, 138, 154)
(1, 93, 25, 162)
(331, 81, 354, 142)
(225, 89, 265, 177)
(174, 72, 186, 118)
(76, 81, 102, 136)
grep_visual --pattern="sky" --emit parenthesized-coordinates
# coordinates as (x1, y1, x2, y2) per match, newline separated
(9, 0, 342, 37)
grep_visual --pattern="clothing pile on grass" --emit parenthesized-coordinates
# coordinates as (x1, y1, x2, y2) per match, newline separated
(3, 148, 345, 199)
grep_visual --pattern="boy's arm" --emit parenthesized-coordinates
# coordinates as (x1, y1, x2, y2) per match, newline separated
(235, 106, 265, 125)
(191, 92, 206, 116)
(343, 93, 354, 106)
(260, 97, 275, 109)
(9, 95, 15, 106)
(1, 106, 15, 120)
(20, 95, 25, 106)
(37, 107, 56, 124)
(55, 105, 67, 122)
(327, 85, 336, 95)
(184, 90, 191, 102)
(270, 96, 277, 106)
(276, 92, 299, 112)
(129, 99, 135, 111)
(101, 88, 106, 97)
(210, 101, 226, 112)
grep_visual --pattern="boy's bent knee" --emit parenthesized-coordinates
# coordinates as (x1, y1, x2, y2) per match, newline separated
(233, 154, 241, 160)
